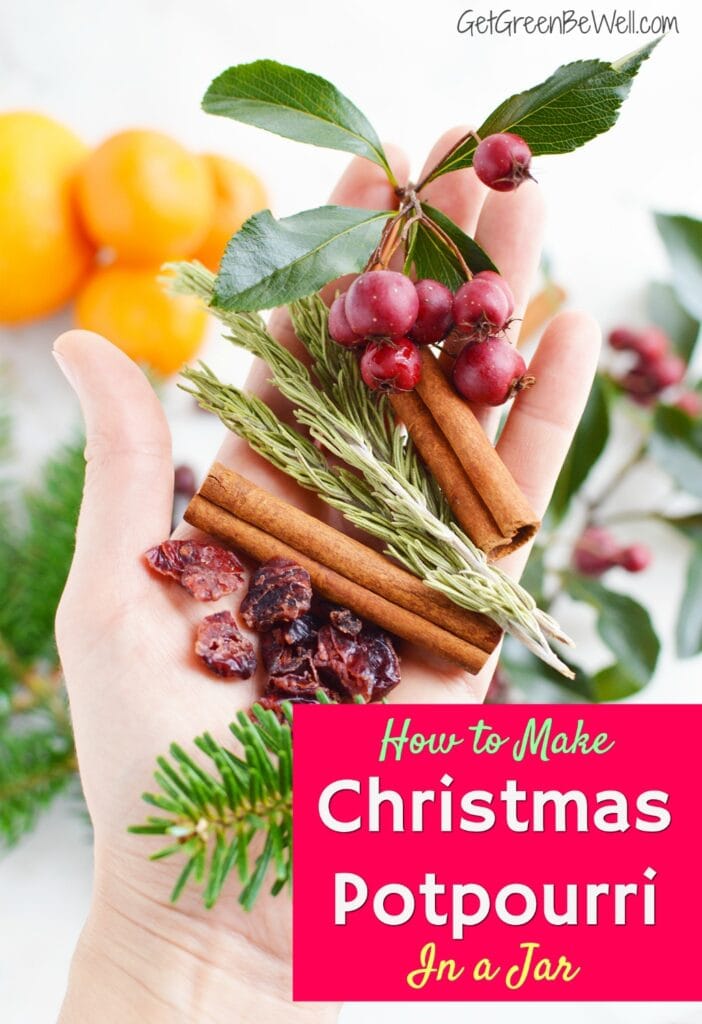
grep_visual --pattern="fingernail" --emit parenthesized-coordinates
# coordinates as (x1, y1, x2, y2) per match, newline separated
(52, 347, 78, 392)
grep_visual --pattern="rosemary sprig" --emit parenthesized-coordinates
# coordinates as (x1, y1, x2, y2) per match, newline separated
(173, 262, 573, 676)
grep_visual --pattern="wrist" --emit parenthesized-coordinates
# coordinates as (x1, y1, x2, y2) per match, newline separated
(60, 857, 338, 1024)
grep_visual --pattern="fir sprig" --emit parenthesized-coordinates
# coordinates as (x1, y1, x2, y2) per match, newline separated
(174, 262, 572, 675)
(0, 422, 84, 848)
(130, 702, 295, 910)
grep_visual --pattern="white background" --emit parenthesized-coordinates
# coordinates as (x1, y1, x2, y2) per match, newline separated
(1, 0, 701, 1021)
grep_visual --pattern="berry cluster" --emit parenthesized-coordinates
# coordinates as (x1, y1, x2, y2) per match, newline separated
(329, 268, 529, 405)
(609, 325, 699, 414)
(328, 132, 536, 405)
(572, 526, 651, 577)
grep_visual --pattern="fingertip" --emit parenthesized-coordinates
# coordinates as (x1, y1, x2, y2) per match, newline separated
(329, 144, 409, 210)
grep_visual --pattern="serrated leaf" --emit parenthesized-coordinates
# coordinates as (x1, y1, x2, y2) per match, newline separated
(647, 281, 700, 362)
(654, 213, 702, 322)
(213, 206, 390, 311)
(406, 204, 497, 289)
(566, 575, 660, 691)
(549, 374, 611, 523)
(676, 544, 702, 658)
(203, 60, 393, 180)
(425, 40, 659, 182)
(649, 404, 702, 499)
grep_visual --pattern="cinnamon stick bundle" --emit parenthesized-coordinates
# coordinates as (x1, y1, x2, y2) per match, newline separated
(185, 468, 502, 673)
(390, 348, 539, 558)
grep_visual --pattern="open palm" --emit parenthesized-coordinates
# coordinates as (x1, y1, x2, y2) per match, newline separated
(55, 129, 599, 1023)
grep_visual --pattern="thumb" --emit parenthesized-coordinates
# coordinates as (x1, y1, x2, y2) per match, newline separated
(53, 330, 173, 596)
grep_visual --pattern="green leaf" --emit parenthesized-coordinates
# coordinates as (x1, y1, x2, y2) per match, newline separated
(406, 204, 498, 289)
(650, 404, 702, 499)
(549, 374, 611, 524)
(425, 40, 659, 182)
(647, 281, 700, 362)
(202, 60, 394, 182)
(590, 665, 645, 702)
(212, 206, 389, 312)
(655, 213, 702, 322)
(676, 544, 702, 658)
(566, 575, 660, 692)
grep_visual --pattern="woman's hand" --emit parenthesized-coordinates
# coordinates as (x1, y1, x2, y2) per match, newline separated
(54, 130, 599, 1023)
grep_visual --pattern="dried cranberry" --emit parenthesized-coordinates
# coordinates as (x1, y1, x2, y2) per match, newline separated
(261, 618, 317, 674)
(329, 607, 363, 636)
(195, 611, 257, 679)
(240, 558, 312, 630)
(314, 624, 400, 702)
(145, 540, 244, 601)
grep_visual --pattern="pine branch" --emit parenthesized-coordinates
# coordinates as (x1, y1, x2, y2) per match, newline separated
(0, 725, 76, 847)
(130, 703, 296, 910)
(0, 424, 84, 846)
(0, 439, 85, 662)
(173, 262, 572, 675)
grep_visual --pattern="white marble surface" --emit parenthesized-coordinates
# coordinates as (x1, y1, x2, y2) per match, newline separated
(1, 0, 702, 1020)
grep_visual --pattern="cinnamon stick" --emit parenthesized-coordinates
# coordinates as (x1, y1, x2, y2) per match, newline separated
(185, 493, 494, 673)
(199, 463, 500, 653)
(391, 348, 539, 558)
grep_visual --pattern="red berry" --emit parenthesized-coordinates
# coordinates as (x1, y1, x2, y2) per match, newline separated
(345, 270, 419, 338)
(360, 338, 422, 392)
(329, 293, 361, 347)
(473, 133, 533, 192)
(572, 527, 621, 576)
(473, 270, 515, 318)
(619, 368, 659, 404)
(619, 544, 651, 573)
(453, 277, 511, 337)
(675, 391, 702, 417)
(173, 464, 197, 497)
(635, 327, 669, 364)
(609, 326, 641, 351)
(410, 279, 454, 344)
(452, 336, 529, 406)
(649, 353, 686, 390)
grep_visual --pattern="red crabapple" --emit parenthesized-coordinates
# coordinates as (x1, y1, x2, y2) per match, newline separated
(452, 336, 529, 405)
(473, 133, 533, 192)
(473, 270, 515, 318)
(360, 338, 422, 392)
(410, 279, 454, 344)
(609, 326, 642, 351)
(619, 544, 652, 573)
(345, 270, 419, 338)
(572, 527, 621, 576)
(329, 293, 361, 347)
(173, 464, 197, 498)
(649, 353, 686, 390)
(453, 277, 511, 337)
(634, 327, 669, 364)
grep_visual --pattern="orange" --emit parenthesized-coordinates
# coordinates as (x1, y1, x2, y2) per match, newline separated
(0, 112, 94, 324)
(75, 130, 214, 264)
(74, 265, 207, 375)
(193, 154, 268, 271)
